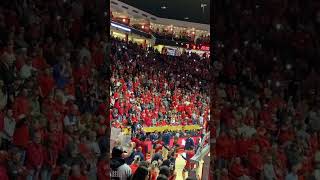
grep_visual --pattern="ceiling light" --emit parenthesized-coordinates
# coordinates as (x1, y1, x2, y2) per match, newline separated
(184, 17, 189, 20)
(201, 3, 207, 8)
(161, 6, 167, 9)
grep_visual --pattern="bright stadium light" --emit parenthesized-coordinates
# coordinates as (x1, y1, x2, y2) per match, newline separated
(111, 23, 131, 32)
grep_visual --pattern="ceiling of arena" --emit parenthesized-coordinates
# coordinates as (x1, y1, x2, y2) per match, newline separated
(118, 0, 210, 24)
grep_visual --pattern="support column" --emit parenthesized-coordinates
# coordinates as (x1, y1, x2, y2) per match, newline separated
(125, 33, 128, 42)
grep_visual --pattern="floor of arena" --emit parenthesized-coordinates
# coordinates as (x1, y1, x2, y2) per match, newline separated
(174, 156, 203, 180)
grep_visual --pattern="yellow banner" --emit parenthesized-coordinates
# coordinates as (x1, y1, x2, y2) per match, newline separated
(122, 125, 202, 134)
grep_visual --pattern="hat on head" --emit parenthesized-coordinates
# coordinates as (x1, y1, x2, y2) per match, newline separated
(112, 146, 126, 158)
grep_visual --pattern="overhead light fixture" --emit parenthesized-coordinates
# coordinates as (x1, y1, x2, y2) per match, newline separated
(111, 23, 131, 32)
(184, 17, 189, 20)
(161, 6, 167, 9)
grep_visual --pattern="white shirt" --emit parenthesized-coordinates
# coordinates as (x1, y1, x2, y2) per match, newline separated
(314, 169, 320, 180)
(238, 124, 256, 137)
(1, 116, 16, 140)
(110, 163, 131, 180)
(20, 64, 36, 79)
(88, 142, 101, 157)
(64, 115, 78, 126)
(199, 116, 204, 125)
(263, 163, 276, 180)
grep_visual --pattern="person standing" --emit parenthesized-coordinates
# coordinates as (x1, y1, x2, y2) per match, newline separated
(184, 134, 195, 150)
(1, 108, 15, 149)
(26, 132, 44, 180)
(182, 146, 195, 180)
(150, 131, 159, 157)
(110, 146, 132, 180)
(162, 131, 171, 159)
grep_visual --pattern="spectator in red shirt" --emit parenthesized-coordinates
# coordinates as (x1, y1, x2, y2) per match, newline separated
(129, 156, 140, 174)
(26, 132, 44, 180)
(216, 131, 231, 168)
(229, 157, 248, 179)
(182, 146, 196, 180)
(38, 68, 55, 98)
(248, 145, 264, 179)
(32, 48, 48, 71)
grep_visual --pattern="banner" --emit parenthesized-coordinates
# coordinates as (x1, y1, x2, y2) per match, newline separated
(122, 125, 202, 134)
(111, 127, 132, 152)
(110, 127, 121, 152)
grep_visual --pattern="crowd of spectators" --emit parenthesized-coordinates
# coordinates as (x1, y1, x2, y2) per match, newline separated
(110, 38, 210, 132)
(110, 129, 202, 180)
(212, 0, 320, 179)
(110, 143, 201, 180)
(109, 36, 210, 179)
(0, 0, 110, 180)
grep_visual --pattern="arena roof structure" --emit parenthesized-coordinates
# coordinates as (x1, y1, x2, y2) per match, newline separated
(118, 0, 210, 25)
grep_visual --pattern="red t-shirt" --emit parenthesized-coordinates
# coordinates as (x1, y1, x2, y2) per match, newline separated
(97, 103, 107, 116)
(73, 67, 90, 83)
(230, 163, 247, 177)
(38, 74, 55, 98)
(130, 164, 139, 174)
(248, 152, 263, 173)
(32, 57, 47, 70)
(155, 142, 163, 153)
(13, 121, 29, 148)
(0, 166, 8, 180)
(97, 159, 109, 180)
(149, 170, 157, 180)
(228, 138, 237, 159)
(185, 150, 196, 169)
(13, 96, 30, 118)
(216, 135, 231, 158)
(279, 129, 295, 144)
(43, 148, 58, 167)
(26, 143, 44, 169)
(65, 82, 75, 97)
(256, 136, 271, 151)
(237, 138, 253, 158)
(132, 138, 142, 149)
